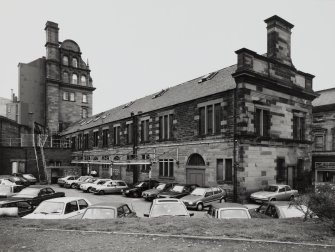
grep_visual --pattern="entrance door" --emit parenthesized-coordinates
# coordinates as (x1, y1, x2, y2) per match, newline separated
(186, 169, 205, 186)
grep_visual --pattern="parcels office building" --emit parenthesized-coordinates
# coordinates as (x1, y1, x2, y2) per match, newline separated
(60, 16, 317, 200)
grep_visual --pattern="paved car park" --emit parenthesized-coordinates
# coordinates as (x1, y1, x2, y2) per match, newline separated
(50, 185, 206, 218)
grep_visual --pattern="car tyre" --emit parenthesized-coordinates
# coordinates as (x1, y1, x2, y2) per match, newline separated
(133, 191, 139, 198)
(71, 184, 76, 189)
(197, 203, 204, 211)
(88, 187, 93, 193)
(99, 190, 105, 195)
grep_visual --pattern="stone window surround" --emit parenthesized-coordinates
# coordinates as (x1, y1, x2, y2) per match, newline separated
(312, 128, 327, 151)
(254, 105, 270, 137)
(198, 98, 223, 136)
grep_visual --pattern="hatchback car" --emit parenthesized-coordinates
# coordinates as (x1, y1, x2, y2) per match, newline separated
(92, 180, 128, 195)
(157, 184, 199, 199)
(122, 180, 159, 198)
(57, 175, 79, 187)
(80, 178, 110, 192)
(181, 187, 226, 211)
(23, 197, 91, 219)
(206, 203, 251, 219)
(144, 198, 194, 218)
(64, 176, 93, 189)
(142, 183, 177, 201)
(82, 202, 136, 219)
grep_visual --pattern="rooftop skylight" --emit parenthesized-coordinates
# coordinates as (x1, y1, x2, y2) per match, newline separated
(198, 71, 218, 83)
(152, 88, 169, 99)
(122, 101, 134, 109)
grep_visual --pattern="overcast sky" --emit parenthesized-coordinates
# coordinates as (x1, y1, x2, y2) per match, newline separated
(0, 0, 334, 115)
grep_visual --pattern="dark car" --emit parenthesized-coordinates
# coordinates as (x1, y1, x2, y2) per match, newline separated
(122, 180, 159, 198)
(13, 173, 37, 185)
(157, 184, 199, 199)
(10, 185, 65, 206)
(82, 202, 136, 219)
(0, 175, 28, 187)
(142, 183, 178, 201)
(11, 174, 31, 187)
(0, 198, 34, 217)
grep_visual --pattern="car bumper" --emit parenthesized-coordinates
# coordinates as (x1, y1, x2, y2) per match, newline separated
(183, 202, 197, 209)
(63, 184, 71, 188)
(142, 194, 156, 201)
(250, 197, 268, 203)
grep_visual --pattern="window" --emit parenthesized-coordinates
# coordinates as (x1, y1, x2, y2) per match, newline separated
(141, 154, 150, 173)
(63, 92, 69, 101)
(82, 94, 87, 103)
(255, 108, 270, 137)
(113, 126, 120, 145)
(199, 103, 222, 136)
(72, 74, 78, 84)
(63, 72, 69, 82)
(314, 135, 324, 151)
(71, 136, 76, 150)
(93, 131, 99, 147)
(293, 116, 305, 140)
(102, 129, 108, 147)
(81, 76, 86, 86)
(276, 158, 286, 182)
(77, 134, 82, 150)
(83, 133, 89, 149)
(159, 114, 173, 140)
(78, 199, 88, 210)
(297, 159, 303, 178)
(126, 123, 133, 144)
(82, 108, 88, 118)
(159, 159, 174, 178)
(225, 159, 232, 182)
(62, 56, 69, 66)
(216, 159, 224, 181)
(141, 119, 149, 142)
(72, 58, 78, 68)
(65, 201, 78, 214)
(69, 92, 75, 102)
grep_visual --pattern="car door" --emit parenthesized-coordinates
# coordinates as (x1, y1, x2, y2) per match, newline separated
(64, 200, 81, 219)
(105, 181, 113, 193)
(116, 182, 128, 193)
(284, 186, 292, 200)
(203, 189, 214, 205)
(277, 187, 286, 200)
(17, 201, 34, 217)
(117, 206, 125, 218)
(212, 187, 223, 202)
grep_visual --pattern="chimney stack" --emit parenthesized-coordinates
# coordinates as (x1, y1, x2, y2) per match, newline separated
(264, 15, 294, 66)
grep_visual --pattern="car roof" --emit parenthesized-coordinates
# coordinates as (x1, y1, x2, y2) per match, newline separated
(210, 203, 248, 209)
(267, 201, 292, 206)
(153, 198, 183, 204)
(268, 184, 288, 188)
(43, 197, 87, 203)
(88, 202, 127, 208)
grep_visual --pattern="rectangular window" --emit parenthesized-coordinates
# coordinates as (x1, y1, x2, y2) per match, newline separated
(93, 131, 99, 147)
(216, 159, 224, 181)
(293, 116, 305, 140)
(77, 134, 82, 150)
(82, 94, 87, 103)
(225, 159, 232, 181)
(314, 135, 324, 151)
(297, 159, 303, 178)
(141, 154, 150, 173)
(113, 126, 120, 145)
(83, 134, 89, 150)
(141, 119, 149, 142)
(69, 92, 75, 102)
(102, 129, 108, 147)
(276, 158, 286, 182)
(71, 136, 76, 150)
(255, 108, 270, 137)
(158, 159, 174, 178)
(63, 92, 69, 101)
(199, 103, 222, 136)
(126, 123, 133, 144)
(159, 114, 174, 141)
(82, 108, 88, 119)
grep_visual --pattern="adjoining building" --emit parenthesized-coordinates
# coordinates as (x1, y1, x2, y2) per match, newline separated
(60, 15, 317, 200)
(0, 97, 11, 117)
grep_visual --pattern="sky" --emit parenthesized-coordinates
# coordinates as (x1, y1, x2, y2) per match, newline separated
(0, 0, 334, 115)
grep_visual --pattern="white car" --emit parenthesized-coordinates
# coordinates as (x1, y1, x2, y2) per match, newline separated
(57, 176, 78, 187)
(144, 198, 194, 218)
(250, 184, 298, 203)
(80, 179, 111, 193)
(0, 177, 17, 186)
(92, 180, 128, 195)
(64, 176, 93, 189)
(23, 197, 91, 219)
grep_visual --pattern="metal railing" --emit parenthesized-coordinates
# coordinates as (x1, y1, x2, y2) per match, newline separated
(0, 134, 71, 148)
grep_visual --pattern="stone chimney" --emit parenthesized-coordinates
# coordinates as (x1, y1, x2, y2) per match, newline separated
(264, 15, 294, 66)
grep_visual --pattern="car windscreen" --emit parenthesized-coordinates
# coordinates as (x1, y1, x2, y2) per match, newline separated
(34, 202, 64, 215)
(264, 186, 278, 192)
(13, 188, 39, 198)
(190, 188, 206, 196)
(156, 184, 166, 190)
(97, 180, 108, 185)
(171, 185, 184, 193)
(78, 177, 87, 182)
(23, 174, 35, 179)
(82, 208, 116, 219)
(150, 203, 188, 217)
(219, 209, 249, 219)
(134, 182, 146, 188)
(278, 206, 305, 218)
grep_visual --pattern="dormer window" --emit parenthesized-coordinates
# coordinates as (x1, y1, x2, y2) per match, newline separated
(72, 58, 78, 68)
(72, 74, 78, 84)
(62, 56, 69, 66)
(81, 76, 87, 86)
(198, 71, 218, 83)
(63, 72, 69, 83)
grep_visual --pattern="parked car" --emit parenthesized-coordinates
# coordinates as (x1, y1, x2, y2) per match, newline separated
(0, 176, 18, 186)
(11, 185, 65, 206)
(250, 185, 298, 203)
(0, 198, 34, 217)
(144, 198, 194, 218)
(92, 180, 128, 195)
(64, 176, 93, 189)
(181, 187, 226, 211)
(82, 202, 136, 219)
(74, 177, 96, 190)
(87, 179, 113, 193)
(122, 180, 159, 198)
(80, 178, 110, 192)
(0, 185, 24, 198)
(57, 175, 79, 187)
(206, 203, 251, 219)
(11, 173, 31, 187)
(157, 184, 199, 199)
(13, 173, 37, 185)
(255, 201, 314, 219)
(23, 197, 91, 219)
(142, 183, 178, 201)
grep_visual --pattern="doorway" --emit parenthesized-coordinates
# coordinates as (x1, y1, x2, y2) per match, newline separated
(186, 153, 206, 186)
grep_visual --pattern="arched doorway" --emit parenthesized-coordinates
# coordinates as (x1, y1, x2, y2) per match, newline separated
(186, 153, 206, 186)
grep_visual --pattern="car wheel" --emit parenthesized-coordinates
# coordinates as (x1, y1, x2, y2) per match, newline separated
(197, 203, 204, 211)
(88, 187, 92, 193)
(99, 190, 105, 195)
(71, 184, 76, 189)
(289, 195, 294, 201)
(133, 192, 139, 198)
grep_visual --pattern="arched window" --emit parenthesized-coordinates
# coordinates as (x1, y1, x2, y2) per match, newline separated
(62, 56, 69, 66)
(72, 74, 78, 84)
(187, 153, 205, 166)
(72, 58, 78, 68)
(63, 72, 69, 83)
(81, 75, 86, 86)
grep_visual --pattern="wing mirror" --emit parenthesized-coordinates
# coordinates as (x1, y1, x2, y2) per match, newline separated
(143, 213, 149, 217)
(190, 213, 194, 217)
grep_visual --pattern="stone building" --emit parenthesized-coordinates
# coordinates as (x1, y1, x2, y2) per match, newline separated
(311, 88, 335, 185)
(60, 16, 317, 200)
(0, 97, 11, 117)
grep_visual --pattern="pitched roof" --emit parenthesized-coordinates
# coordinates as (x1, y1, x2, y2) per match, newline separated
(312, 88, 335, 107)
(61, 64, 237, 135)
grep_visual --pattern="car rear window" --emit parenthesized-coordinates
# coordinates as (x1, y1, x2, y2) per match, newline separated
(219, 209, 249, 219)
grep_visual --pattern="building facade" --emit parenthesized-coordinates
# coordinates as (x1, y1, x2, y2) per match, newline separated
(60, 16, 317, 200)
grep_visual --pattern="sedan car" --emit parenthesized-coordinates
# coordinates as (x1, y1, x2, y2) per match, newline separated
(0, 198, 34, 217)
(122, 180, 159, 198)
(181, 187, 226, 211)
(11, 185, 65, 206)
(0, 175, 29, 187)
(92, 180, 128, 195)
(142, 183, 177, 201)
(23, 197, 91, 219)
(206, 203, 251, 219)
(64, 176, 93, 189)
(157, 184, 199, 199)
(80, 178, 110, 192)
(13, 173, 37, 185)
(144, 198, 194, 218)
(57, 175, 79, 187)
(82, 202, 136, 219)
(0, 177, 19, 186)
(250, 184, 298, 203)
(0, 185, 24, 198)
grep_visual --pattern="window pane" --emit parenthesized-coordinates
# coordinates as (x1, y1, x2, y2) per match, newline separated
(199, 107, 205, 135)
(263, 110, 270, 137)
(159, 117, 163, 140)
(207, 105, 213, 134)
(72, 74, 78, 84)
(82, 94, 87, 103)
(70, 93, 75, 101)
(72, 58, 78, 68)
(169, 114, 174, 139)
(63, 72, 69, 82)
(145, 120, 149, 141)
(81, 76, 86, 86)
(276, 158, 285, 182)
(63, 56, 68, 65)
(164, 115, 168, 140)
(159, 162, 163, 176)
(164, 161, 168, 177)
(293, 116, 298, 139)
(214, 104, 221, 134)
(225, 159, 232, 181)
(255, 109, 261, 136)
(169, 160, 174, 177)
(217, 159, 224, 181)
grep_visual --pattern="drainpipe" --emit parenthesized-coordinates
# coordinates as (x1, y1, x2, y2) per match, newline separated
(233, 88, 238, 202)
(131, 112, 138, 184)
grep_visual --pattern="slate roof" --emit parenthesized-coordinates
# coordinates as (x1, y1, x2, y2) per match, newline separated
(312, 88, 335, 107)
(61, 64, 237, 135)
